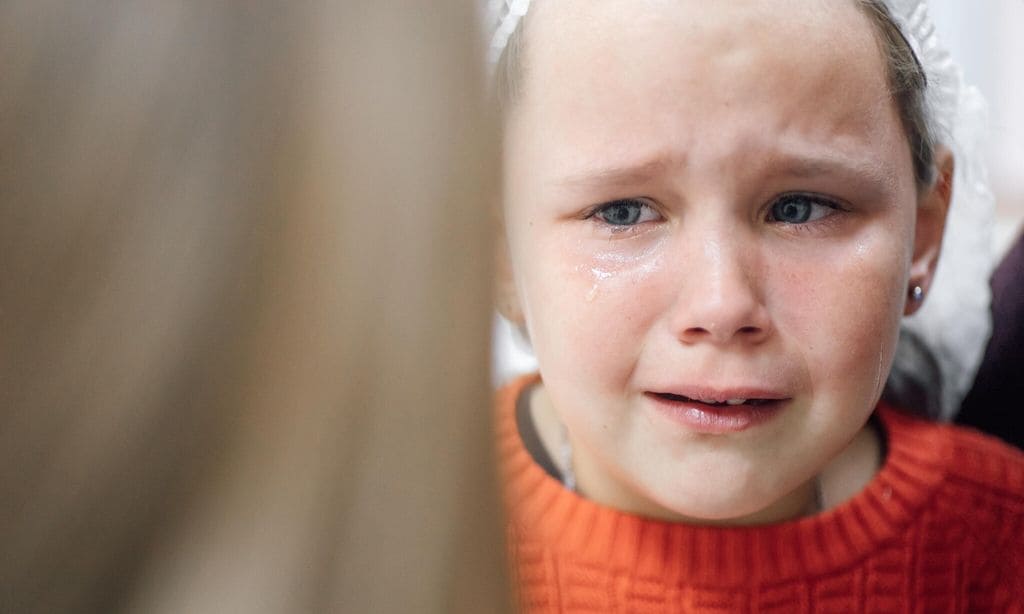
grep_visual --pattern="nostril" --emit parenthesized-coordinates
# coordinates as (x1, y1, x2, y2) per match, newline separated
(679, 324, 767, 345)
(674, 299, 773, 345)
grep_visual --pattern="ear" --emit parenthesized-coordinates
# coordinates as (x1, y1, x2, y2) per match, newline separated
(495, 222, 526, 325)
(905, 146, 954, 316)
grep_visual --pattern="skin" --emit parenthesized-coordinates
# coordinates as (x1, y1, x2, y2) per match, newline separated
(501, 0, 952, 525)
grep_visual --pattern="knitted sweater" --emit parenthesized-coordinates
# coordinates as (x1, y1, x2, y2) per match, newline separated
(498, 374, 1024, 613)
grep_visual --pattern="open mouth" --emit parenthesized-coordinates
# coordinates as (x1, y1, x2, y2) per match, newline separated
(650, 392, 779, 407)
(646, 391, 788, 433)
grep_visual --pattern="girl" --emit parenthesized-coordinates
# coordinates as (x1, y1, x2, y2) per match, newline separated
(491, 0, 1024, 611)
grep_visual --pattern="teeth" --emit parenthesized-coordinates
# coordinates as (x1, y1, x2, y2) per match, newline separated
(659, 394, 762, 406)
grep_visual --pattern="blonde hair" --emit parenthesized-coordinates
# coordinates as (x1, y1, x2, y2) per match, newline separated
(0, 1, 508, 612)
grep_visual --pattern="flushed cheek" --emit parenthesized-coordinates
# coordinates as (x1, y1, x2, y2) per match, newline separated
(773, 240, 907, 401)
(525, 237, 672, 385)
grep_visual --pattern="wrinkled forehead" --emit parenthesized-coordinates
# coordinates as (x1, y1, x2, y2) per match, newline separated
(507, 0, 904, 183)
(519, 0, 886, 111)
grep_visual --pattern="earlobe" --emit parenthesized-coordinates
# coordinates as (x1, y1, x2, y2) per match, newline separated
(495, 232, 526, 325)
(905, 147, 954, 316)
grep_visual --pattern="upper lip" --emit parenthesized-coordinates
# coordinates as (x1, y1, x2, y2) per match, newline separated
(646, 386, 790, 403)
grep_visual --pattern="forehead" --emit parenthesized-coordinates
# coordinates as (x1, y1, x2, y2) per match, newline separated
(509, 0, 905, 187)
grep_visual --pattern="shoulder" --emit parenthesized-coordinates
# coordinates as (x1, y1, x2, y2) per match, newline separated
(881, 405, 1024, 495)
(884, 408, 1024, 599)
(936, 416, 1024, 499)
(941, 423, 1024, 604)
(879, 407, 1024, 543)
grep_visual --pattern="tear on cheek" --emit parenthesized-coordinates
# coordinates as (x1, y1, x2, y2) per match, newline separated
(585, 267, 613, 302)
(872, 335, 888, 402)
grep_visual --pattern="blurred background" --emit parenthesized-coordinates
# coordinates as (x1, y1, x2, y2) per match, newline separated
(929, 0, 1024, 251)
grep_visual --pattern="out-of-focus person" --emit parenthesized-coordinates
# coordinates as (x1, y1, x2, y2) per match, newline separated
(0, 2, 508, 612)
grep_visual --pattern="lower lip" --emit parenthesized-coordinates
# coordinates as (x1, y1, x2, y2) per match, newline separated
(645, 393, 786, 434)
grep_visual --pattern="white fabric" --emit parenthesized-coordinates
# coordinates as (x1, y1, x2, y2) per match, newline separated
(887, 0, 996, 419)
(485, 0, 532, 65)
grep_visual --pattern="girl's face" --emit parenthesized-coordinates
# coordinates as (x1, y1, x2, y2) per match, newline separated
(503, 0, 945, 522)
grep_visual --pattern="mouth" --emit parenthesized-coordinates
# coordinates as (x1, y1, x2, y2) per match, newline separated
(645, 391, 790, 433)
(650, 392, 779, 407)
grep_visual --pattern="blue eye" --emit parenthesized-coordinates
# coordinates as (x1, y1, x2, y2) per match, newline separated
(769, 194, 838, 224)
(593, 199, 658, 226)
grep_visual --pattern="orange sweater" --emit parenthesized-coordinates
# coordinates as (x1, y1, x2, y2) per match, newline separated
(498, 374, 1024, 613)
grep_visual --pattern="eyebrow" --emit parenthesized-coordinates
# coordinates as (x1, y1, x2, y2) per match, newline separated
(765, 151, 894, 187)
(558, 156, 676, 189)
(557, 149, 894, 193)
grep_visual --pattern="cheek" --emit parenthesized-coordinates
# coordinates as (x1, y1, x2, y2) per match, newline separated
(516, 233, 672, 384)
(771, 232, 909, 397)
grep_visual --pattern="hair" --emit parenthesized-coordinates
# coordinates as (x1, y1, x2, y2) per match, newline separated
(855, 0, 937, 190)
(0, 1, 507, 612)
(495, 0, 937, 191)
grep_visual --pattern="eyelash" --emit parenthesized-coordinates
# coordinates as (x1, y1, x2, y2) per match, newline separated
(584, 198, 660, 233)
(765, 192, 847, 231)
(584, 193, 846, 233)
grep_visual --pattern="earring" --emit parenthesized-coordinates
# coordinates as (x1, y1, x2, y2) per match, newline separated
(910, 285, 924, 302)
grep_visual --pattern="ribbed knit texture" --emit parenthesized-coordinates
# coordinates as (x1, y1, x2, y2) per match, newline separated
(498, 374, 1024, 613)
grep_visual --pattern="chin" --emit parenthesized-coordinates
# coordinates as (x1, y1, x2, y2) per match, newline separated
(646, 474, 801, 525)
(672, 500, 772, 525)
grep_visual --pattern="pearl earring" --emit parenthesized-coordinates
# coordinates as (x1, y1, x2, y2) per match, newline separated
(910, 285, 924, 302)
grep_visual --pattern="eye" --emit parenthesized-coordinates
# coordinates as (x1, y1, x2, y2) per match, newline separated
(592, 198, 660, 227)
(767, 193, 840, 224)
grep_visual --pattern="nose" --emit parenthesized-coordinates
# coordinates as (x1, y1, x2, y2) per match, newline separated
(667, 234, 772, 346)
